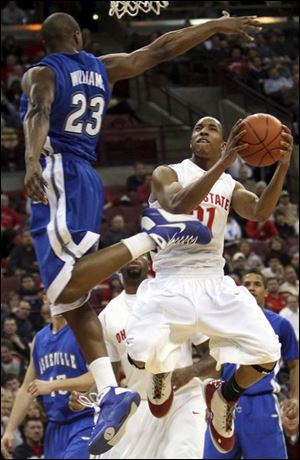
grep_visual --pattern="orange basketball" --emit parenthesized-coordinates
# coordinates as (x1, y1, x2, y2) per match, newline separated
(238, 114, 283, 167)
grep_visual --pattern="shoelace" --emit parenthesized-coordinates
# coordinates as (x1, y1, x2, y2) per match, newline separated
(223, 404, 235, 433)
(78, 390, 110, 424)
(152, 374, 167, 400)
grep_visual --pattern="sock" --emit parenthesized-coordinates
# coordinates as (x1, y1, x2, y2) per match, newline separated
(89, 357, 118, 394)
(221, 374, 246, 402)
(122, 233, 155, 260)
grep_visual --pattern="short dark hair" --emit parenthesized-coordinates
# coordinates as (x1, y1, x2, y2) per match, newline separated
(1, 338, 13, 350)
(23, 417, 43, 427)
(242, 270, 267, 288)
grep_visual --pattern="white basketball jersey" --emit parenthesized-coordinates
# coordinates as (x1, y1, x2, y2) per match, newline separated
(99, 290, 207, 399)
(150, 158, 236, 275)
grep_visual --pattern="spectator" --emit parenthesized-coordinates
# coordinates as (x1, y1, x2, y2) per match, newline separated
(254, 33, 274, 59)
(136, 173, 152, 207)
(1, 193, 21, 258)
(278, 190, 298, 227)
(265, 277, 287, 313)
(4, 373, 20, 393)
(13, 300, 32, 344)
(273, 207, 296, 240)
(262, 255, 285, 282)
(247, 56, 268, 92)
(279, 265, 299, 297)
(126, 162, 146, 193)
(1, 338, 25, 381)
(1, 35, 22, 60)
(39, 296, 51, 328)
(6, 292, 21, 315)
(100, 214, 131, 248)
(223, 47, 250, 81)
(224, 213, 242, 243)
(18, 275, 42, 332)
(1, 1, 28, 25)
(1, 86, 21, 128)
(290, 251, 299, 277)
(263, 67, 293, 102)
(254, 180, 267, 197)
(268, 236, 291, 266)
(230, 252, 247, 281)
(13, 417, 44, 460)
(245, 219, 278, 240)
(2, 316, 29, 361)
(280, 294, 299, 341)
(7, 230, 39, 276)
(238, 239, 264, 269)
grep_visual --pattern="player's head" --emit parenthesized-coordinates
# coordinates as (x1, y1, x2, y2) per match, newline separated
(242, 270, 267, 308)
(42, 13, 83, 53)
(120, 256, 148, 286)
(190, 117, 225, 163)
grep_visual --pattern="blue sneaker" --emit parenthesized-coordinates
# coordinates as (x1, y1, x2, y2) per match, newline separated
(79, 387, 141, 455)
(142, 207, 211, 249)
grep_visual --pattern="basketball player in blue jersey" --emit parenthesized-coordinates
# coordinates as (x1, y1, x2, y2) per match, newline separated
(203, 271, 299, 460)
(20, 10, 262, 454)
(1, 315, 95, 459)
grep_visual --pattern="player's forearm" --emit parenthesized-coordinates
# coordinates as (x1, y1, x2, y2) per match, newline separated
(24, 109, 50, 164)
(170, 159, 226, 213)
(193, 355, 219, 379)
(51, 372, 94, 393)
(5, 387, 34, 434)
(253, 162, 289, 221)
(151, 20, 220, 62)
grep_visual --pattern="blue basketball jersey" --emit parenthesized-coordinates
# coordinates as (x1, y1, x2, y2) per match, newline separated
(222, 309, 299, 395)
(20, 51, 111, 162)
(32, 323, 93, 422)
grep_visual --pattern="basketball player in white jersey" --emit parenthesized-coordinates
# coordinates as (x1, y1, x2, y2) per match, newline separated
(72, 256, 217, 459)
(125, 117, 294, 453)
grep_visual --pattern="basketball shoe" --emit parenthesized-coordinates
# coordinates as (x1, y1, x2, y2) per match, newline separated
(79, 387, 141, 455)
(147, 372, 174, 418)
(203, 379, 236, 453)
(141, 207, 211, 249)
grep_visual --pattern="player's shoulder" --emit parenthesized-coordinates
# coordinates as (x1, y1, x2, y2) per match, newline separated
(22, 65, 55, 91)
(98, 291, 126, 323)
(265, 308, 293, 331)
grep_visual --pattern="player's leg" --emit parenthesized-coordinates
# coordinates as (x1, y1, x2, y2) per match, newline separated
(238, 394, 288, 459)
(191, 276, 281, 454)
(203, 423, 240, 459)
(61, 418, 93, 459)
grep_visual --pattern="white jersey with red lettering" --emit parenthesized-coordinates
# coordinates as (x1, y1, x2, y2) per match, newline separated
(98, 290, 207, 459)
(149, 158, 236, 277)
(126, 158, 281, 374)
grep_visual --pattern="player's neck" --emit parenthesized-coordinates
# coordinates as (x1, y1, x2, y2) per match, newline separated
(47, 45, 79, 55)
(125, 285, 139, 295)
(51, 316, 67, 332)
(190, 155, 218, 171)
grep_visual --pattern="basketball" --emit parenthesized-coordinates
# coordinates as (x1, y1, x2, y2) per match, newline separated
(238, 114, 283, 167)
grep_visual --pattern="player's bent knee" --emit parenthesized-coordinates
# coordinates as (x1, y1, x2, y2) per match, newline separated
(127, 354, 145, 369)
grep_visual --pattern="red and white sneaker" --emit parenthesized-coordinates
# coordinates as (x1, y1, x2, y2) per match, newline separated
(203, 379, 236, 453)
(147, 372, 174, 418)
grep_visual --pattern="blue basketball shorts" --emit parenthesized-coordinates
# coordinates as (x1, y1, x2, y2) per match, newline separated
(44, 415, 94, 459)
(30, 153, 104, 306)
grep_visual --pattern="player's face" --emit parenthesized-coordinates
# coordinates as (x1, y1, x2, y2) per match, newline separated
(191, 117, 225, 160)
(122, 256, 148, 281)
(243, 273, 266, 308)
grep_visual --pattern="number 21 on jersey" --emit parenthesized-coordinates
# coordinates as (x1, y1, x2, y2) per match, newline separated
(196, 206, 215, 234)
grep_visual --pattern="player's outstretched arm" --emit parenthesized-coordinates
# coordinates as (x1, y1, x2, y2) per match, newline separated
(231, 125, 294, 221)
(101, 11, 262, 85)
(22, 66, 55, 204)
(27, 372, 95, 397)
(1, 342, 37, 459)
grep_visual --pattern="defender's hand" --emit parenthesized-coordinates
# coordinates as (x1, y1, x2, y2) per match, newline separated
(216, 11, 262, 41)
(25, 160, 48, 204)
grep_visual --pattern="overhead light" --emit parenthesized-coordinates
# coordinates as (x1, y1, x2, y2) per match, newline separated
(93, 13, 99, 20)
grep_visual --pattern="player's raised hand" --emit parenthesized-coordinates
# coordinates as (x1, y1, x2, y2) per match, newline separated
(216, 10, 263, 41)
(279, 125, 294, 165)
(1, 431, 14, 459)
(24, 160, 48, 204)
(221, 119, 248, 168)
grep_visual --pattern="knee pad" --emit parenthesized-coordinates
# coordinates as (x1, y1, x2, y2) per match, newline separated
(252, 362, 277, 375)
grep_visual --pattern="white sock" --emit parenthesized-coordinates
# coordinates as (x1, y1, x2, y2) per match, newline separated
(121, 233, 155, 260)
(89, 357, 118, 393)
